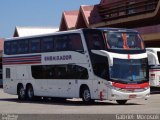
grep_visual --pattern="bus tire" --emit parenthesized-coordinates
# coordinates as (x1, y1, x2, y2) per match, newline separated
(26, 85, 35, 101)
(81, 87, 93, 104)
(116, 100, 127, 105)
(17, 84, 26, 101)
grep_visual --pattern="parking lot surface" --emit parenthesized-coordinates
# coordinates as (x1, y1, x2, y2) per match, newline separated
(0, 89, 160, 114)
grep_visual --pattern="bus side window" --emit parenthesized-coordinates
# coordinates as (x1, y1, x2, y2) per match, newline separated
(18, 40, 29, 54)
(85, 33, 105, 50)
(11, 41, 18, 54)
(55, 36, 69, 51)
(67, 65, 88, 79)
(69, 34, 84, 52)
(6, 68, 10, 79)
(4, 42, 11, 55)
(54, 66, 67, 79)
(30, 39, 41, 53)
(41, 37, 54, 52)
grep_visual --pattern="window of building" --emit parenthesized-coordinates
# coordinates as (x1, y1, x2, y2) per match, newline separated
(31, 65, 88, 79)
(41, 37, 54, 52)
(30, 39, 41, 53)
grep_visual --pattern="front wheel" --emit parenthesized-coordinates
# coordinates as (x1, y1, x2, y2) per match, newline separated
(81, 87, 94, 104)
(116, 100, 127, 105)
(26, 85, 35, 100)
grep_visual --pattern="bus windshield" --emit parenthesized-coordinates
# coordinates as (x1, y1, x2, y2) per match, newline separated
(109, 58, 148, 83)
(105, 32, 144, 50)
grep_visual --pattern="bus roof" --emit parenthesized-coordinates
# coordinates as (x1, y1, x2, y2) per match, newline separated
(5, 28, 138, 41)
(96, 28, 138, 33)
(5, 29, 83, 41)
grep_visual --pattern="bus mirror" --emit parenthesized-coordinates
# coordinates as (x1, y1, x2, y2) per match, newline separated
(147, 51, 159, 65)
(91, 50, 113, 66)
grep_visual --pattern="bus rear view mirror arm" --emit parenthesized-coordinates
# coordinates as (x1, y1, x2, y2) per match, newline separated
(147, 51, 159, 65)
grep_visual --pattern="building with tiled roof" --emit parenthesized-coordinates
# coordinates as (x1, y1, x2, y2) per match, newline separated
(75, 5, 102, 29)
(59, 0, 160, 47)
(59, 10, 79, 31)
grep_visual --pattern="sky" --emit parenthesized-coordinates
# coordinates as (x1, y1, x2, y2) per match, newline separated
(0, 0, 100, 38)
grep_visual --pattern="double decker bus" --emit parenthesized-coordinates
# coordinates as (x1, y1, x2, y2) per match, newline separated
(3, 28, 149, 104)
(146, 48, 160, 87)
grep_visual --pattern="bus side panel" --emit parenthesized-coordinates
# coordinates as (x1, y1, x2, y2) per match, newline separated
(3, 66, 17, 95)
(149, 70, 160, 87)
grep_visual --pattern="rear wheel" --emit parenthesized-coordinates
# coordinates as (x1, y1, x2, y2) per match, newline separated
(26, 85, 35, 100)
(18, 85, 26, 100)
(116, 100, 127, 105)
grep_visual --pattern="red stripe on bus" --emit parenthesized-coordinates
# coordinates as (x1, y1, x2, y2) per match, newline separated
(3, 62, 41, 65)
(3, 57, 41, 61)
(112, 82, 149, 89)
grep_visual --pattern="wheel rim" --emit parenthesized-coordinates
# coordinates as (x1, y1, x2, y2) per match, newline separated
(83, 89, 91, 102)
(19, 87, 25, 98)
(28, 87, 34, 99)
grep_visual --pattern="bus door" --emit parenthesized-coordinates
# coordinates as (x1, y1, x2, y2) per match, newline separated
(67, 64, 89, 98)
(91, 57, 110, 100)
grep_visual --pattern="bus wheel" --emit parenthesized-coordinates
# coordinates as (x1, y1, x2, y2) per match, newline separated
(116, 100, 127, 105)
(26, 85, 35, 100)
(18, 85, 26, 100)
(81, 87, 93, 104)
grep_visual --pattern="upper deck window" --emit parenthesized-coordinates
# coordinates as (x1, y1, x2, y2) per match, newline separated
(30, 39, 41, 53)
(41, 37, 54, 52)
(11, 41, 18, 54)
(54, 36, 70, 51)
(54, 33, 84, 52)
(84, 32, 105, 50)
(106, 32, 144, 50)
(18, 40, 29, 54)
(69, 34, 84, 52)
(4, 42, 11, 55)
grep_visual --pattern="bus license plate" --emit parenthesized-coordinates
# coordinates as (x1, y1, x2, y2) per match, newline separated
(129, 95, 136, 98)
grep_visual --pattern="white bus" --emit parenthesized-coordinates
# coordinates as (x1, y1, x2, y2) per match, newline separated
(146, 48, 160, 87)
(3, 28, 150, 104)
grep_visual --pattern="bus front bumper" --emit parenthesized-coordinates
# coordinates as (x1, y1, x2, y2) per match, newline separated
(108, 88, 150, 101)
